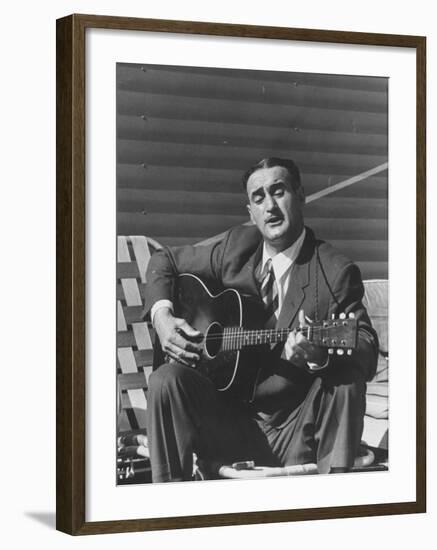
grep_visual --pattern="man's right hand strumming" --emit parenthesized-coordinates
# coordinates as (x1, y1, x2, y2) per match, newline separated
(153, 307, 203, 367)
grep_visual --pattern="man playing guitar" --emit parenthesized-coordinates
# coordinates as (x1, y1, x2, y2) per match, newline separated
(144, 157, 378, 482)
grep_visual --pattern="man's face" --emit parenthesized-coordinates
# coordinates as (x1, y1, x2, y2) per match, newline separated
(246, 166, 305, 251)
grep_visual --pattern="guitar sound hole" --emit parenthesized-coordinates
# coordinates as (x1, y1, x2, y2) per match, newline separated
(204, 322, 223, 359)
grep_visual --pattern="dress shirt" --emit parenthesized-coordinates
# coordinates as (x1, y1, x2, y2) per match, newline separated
(258, 227, 306, 313)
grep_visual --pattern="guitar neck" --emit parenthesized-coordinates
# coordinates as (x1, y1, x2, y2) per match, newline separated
(220, 315, 357, 353)
(221, 326, 305, 351)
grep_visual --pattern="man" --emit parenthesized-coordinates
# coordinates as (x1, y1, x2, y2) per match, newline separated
(144, 157, 378, 482)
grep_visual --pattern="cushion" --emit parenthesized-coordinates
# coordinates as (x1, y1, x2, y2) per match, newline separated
(363, 279, 388, 355)
(362, 280, 389, 448)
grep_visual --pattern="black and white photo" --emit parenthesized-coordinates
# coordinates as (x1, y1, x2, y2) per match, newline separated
(115, 63, 389, 485)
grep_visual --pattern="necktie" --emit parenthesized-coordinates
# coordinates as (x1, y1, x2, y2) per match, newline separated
(259, 258, 279, 328)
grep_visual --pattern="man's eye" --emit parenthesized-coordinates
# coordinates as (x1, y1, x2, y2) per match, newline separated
(274, 189, 284, 197)
(253, 196, 263, 204)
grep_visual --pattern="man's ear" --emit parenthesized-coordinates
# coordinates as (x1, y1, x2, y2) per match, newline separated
(246, 204, 255, 224)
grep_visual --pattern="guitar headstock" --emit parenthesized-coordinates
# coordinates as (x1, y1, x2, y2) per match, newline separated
(310, 312, 358, 356)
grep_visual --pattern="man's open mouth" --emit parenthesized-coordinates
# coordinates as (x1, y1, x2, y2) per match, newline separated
(266, 216, 283, 225)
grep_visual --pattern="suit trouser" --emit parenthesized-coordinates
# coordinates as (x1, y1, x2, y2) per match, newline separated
(146, 362, 367, 482)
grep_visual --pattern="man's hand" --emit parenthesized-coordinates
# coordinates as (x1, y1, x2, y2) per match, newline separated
(153, 307, 203, 367)
(284, 310, 328, 369)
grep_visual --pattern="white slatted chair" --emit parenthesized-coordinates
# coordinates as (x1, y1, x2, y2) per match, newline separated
(117, 236, 162, 483)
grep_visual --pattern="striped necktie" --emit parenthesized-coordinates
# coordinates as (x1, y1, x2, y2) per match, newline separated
(259, 258, 279, 328)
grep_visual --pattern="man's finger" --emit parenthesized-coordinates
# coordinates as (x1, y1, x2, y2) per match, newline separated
(292, 346, 308, 367)
(172, 332, 202, 354)
(166, 343, 199, 366)
(165, 348, 187, 366)
(298, 309, 306, 328)
(177, 321, 202, 340)
(171, 341, 200, 362)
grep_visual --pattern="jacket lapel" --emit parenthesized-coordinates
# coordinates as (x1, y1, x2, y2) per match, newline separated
(245, 239, 263, 297)
(275, 228, 314, 330)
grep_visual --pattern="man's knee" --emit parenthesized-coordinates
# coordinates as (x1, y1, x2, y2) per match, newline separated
(148, 362, 179, 392)
(321, 364, 366, 407)
(324, 361, 366, 387)
(148, 362, 202, 398)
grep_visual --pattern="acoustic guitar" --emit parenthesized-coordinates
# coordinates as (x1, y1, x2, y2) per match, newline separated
(156, 273, 358, 401)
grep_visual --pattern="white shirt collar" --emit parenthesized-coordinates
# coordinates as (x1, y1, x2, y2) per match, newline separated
(261, 227, 306, 282)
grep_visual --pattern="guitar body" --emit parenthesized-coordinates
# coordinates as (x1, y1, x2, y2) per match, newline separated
(174, 274, 269, 400)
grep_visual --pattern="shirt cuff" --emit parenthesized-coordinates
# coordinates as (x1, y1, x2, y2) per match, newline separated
(150, 300, 174, 326)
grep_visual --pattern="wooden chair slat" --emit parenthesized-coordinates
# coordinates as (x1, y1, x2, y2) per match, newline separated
(132, 322, 153, 350)
(117, 282, 147, 301)
(117, 347, 140, 374)
(117, 300, 127, 331)
(120, 392, 132, 409)
(118, 410, 133, 433)
(134, 350, 154, 368)
(122, 305, 144, 324)
(117, 236, 131, 262)
(118, 371, 148, 391)
(119, 391, 148, 430)
(117, 331, 136, 347)
(127, 389, 148, 427)
(130, 236, 152, 284)
(143, 366, 153, 384)
(121, 278, 142, 306)
(117, 262, 141, 279)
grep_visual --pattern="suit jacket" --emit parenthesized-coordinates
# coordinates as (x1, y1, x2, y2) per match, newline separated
(145, 224, 378, 424)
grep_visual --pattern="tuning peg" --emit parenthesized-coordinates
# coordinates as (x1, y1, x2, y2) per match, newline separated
(336, 349, 344, 355)
(328, 348, 334, 355)
(348, 312, 355, 319)
(347, 349, 353, 356)
(339, 312, 346, 319)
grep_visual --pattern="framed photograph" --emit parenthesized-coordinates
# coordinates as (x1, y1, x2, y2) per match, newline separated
(56, 14, 426, 535)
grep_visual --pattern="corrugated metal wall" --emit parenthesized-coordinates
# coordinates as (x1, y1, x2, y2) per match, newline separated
(117, 64, 388, 279)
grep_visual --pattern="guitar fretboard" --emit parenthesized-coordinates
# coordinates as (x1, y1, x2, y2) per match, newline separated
(221, 326, 311, 351)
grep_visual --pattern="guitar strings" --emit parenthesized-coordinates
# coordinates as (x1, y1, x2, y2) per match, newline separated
(206, 327, 352, 339)
(200, 325, 354, 342)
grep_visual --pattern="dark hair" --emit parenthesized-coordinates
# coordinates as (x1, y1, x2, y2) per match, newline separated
(242, 157, 302, 192)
